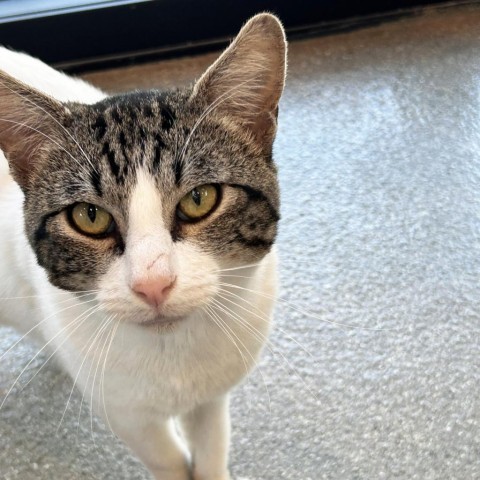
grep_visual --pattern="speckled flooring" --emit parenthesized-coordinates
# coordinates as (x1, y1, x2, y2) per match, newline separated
(2, 3, 480, 479)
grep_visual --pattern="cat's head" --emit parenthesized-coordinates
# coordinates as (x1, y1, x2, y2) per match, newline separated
(0, 14, 286, 327)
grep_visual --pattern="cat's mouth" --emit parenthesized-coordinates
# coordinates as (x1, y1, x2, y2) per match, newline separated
(139, 314, 185, 329)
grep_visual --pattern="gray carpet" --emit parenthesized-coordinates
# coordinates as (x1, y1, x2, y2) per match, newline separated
(2, 3, 480, 479)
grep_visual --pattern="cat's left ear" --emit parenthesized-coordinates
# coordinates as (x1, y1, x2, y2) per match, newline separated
(0, 70, 70, 191)
(191, 13, 287, 150)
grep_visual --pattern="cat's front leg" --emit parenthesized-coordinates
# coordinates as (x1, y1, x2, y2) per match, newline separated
(108, 411, 191, 480)
(180, 395, 232, 480)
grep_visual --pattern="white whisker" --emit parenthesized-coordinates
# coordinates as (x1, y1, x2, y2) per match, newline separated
(90, 315, 117, 442)
(203, 304, 251, 380)
(20, 304, 103, 392)
(208, 299, 271, 411)
(218, 282, 400, 332)
(216, 288, 314, 359)
(76, 316, 115, 440)
(100, 316, 120, 438)
(0, 79, 96, 171)
(57, 312, 114, 433)
(0, 289, 99, 300)
(213, 262, 264, 273)
(210, 296, 318, 403)
(179, 77, 257, 165)
(0, 295, 98, 362)
(0, 302, 101, 410)
(0, 118, 90, 177)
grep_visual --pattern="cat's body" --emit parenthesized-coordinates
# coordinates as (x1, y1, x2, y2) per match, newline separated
(0, 14, 286, 480)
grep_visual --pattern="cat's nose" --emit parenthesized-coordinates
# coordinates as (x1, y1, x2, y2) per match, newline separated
(131, 276, 176, 309)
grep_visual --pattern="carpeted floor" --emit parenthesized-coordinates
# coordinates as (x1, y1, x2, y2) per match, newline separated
(2, 3, 480, 479)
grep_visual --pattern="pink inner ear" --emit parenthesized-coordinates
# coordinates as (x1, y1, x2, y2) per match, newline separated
(3, 129, 46, 187)
(0, 70, 68, 190)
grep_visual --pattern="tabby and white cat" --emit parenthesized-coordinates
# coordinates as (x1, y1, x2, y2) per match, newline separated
(0, 13, 286, 480)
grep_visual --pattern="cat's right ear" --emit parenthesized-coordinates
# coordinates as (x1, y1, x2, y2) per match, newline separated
(0, 71, 70, 190)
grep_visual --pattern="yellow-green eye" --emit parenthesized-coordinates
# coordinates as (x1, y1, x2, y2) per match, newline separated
(177, 184, 219, 221)
(70, 203, 114, 237)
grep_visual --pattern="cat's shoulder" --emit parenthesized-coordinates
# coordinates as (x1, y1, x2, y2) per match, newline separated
(0, 46, 105, 104)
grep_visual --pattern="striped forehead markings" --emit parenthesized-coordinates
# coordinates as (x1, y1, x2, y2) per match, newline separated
(152, 133, 166, 172)
(160, 106, 175, 131)
(102, 141, 122, 183)
(91, 115, 107, 141)
(90, 97, 177, 186)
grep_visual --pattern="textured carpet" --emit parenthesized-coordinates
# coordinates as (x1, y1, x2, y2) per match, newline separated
(1, 3, 480, 479)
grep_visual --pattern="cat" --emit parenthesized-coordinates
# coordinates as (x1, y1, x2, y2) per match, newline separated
(0, 13, 286, 480)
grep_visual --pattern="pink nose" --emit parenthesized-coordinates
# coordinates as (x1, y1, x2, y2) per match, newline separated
(131, 276, 176, 308)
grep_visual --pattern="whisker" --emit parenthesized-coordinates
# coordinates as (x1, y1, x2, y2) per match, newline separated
(218, 282, 401, 332)
(19, 304, 104, 393)
(0, 79, 96, 171)
(216, 288, 314, 359)
(202, 304, 251, 381)
(179, 77, 259, 165)
(218, 290, 314, 380)
(57, 312, 114, 433)
(76, 316, 115, 441)
(0, 295, 99, 362)
(90, 316, 117, 442)
(210, 297, 318, 403)
(207, 301, 271, 411)
(218, 274, 256, 280)
(100, 316, 120, 438)
(0, 289, 99, 301)
(200, 308, 252, 412)
(212, 262, 264, 273)
(0, 302, 101, 410)
(0, 118, 91, 177)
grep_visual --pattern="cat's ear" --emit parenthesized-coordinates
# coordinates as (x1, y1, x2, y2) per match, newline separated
(191, 13, 287, 148)
(0, 70, 70, 190)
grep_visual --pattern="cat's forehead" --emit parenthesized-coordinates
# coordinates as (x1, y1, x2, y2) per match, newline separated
(63, 90, 247, 196)
(89, 90, 180, 131)
(64, 91, 187, 198)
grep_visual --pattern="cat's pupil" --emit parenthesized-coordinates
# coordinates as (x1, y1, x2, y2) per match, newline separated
(87, 204, 96, 223)
(192, 188, 201, 206)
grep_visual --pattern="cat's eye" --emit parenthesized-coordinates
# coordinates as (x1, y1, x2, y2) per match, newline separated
(69, 203, 114, 237)
(177, 184, 219, 222)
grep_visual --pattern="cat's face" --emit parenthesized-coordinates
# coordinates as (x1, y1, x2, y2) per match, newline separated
(0, 14, 286, 327)
(23, 90, 280, 325)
